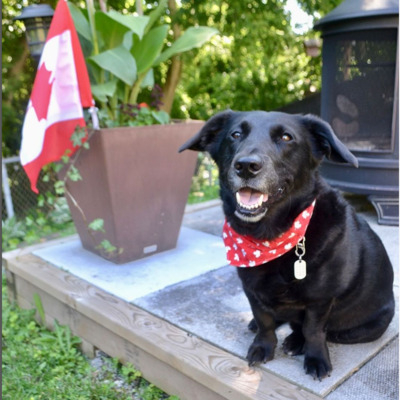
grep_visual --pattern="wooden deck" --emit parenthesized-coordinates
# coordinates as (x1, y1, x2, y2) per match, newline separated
(4, 248, 323, 400)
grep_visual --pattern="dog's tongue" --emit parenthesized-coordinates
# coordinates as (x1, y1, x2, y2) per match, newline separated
(237, 188, 268, 206)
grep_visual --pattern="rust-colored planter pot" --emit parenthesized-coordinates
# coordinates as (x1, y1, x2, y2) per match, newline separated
(65, 121, 203, 264)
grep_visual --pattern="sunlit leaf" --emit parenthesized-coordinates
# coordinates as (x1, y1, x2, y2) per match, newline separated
(91, 81, 117, 102)
(106, 10, 149, 40)
(88, 218, 105, 232)
(132, 25, 168, 75)
(90, 46, 137, 86)
(68, 3, 91, 41)
(155, 27, 219, 65)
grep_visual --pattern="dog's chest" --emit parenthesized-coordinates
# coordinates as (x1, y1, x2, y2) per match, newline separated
(238, 267, 306, 313)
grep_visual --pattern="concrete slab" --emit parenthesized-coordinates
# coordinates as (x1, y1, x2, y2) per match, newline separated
(135, 265, 398, 397)
(326, 338, 399, 400)
(183, 202, 225, 237)
(33, 227, 227, 302)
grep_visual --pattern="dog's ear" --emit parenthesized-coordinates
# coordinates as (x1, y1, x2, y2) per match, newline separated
(178, 110, 233, 153)
(302, 114, 359, 167)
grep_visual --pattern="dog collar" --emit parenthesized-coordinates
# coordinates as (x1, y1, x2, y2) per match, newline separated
(222, 200, 316, 267)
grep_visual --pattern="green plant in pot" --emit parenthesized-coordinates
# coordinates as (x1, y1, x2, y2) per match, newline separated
(64, 0, 217, 263)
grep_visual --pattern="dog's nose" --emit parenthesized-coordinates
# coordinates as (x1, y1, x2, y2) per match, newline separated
(234, 155, 263, 178)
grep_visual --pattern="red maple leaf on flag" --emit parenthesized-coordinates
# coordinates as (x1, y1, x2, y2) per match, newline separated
(30, 63, 54, 121)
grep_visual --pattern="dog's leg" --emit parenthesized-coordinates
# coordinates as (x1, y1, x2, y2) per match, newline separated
(283, 322, 305, 356)
(248, 318, 285, 333)
(245, 293, 277, 366)
(302, 302, 334, 380)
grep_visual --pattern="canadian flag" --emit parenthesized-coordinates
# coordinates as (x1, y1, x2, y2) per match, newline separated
(20, 0, 93, 193)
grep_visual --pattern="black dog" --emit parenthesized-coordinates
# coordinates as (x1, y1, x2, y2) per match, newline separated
(179, 110, 394, 380)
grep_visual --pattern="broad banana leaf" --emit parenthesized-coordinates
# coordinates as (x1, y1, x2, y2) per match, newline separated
(106, 10, 149, 40)
(132, 25, 169, 75)
(68, 3, 91, 41)
(90, 45, 137, 86)
(155, 27, 219, 65)
(91, 81, 117, 102)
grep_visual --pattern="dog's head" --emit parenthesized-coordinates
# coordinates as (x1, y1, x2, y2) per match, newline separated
(180, 110, 358, 226)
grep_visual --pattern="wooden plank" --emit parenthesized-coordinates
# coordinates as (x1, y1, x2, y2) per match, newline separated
(6, 253, 322, 400)
(14, 276, 228, 400)
(4, 268, 16, 303)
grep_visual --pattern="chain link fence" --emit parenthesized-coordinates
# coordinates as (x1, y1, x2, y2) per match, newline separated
(2, 156, 57, 221)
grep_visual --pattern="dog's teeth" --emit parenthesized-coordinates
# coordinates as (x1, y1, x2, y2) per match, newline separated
(236, 192, 241, 204)
(236, 191, 266, 211)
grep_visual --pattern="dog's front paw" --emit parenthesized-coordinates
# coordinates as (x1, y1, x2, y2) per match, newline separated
(303, 355, 332, 380)
(246, 337, 276, 366)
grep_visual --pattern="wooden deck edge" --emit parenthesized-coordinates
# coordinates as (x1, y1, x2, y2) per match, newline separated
(5, 253, 322, 400)
(12, 275, 226, 400)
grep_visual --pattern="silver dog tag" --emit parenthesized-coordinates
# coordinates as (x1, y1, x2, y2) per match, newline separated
(294, 259, 307, 280)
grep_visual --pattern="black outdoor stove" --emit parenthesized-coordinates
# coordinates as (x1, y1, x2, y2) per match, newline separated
(314, 0, 399, 225)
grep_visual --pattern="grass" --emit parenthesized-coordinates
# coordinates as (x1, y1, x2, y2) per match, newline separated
(1, 274, 178, 400)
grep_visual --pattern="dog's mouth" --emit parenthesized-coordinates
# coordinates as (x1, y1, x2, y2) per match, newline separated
(234, 188, 269, 223)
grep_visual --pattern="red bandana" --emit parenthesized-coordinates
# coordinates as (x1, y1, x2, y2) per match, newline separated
(223, 200, 316, 267)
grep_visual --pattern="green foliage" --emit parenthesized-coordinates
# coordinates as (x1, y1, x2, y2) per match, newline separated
(2, 198, 75, 252)
(170, 0, 326, 120)
(2, 275, 180, 399)
(2, 0, 342, 155)
(97, 239, 123, 257)
(2, 0, 35, 156)
(188, 184, 220, 205)
(298, 0, 342, 17)
(2, 281, 87, 399)
(33, 293, 47, 323)
(89, 218, 106, 232)
(99, 102, 170, 127)
(71, 126, 89, 148)
(67, 165, 83, 182)
(1, 217, 26, 250)
(187, 154, 220, 204)
(70, 0, 217, 124)
(88, 219, 124, 257)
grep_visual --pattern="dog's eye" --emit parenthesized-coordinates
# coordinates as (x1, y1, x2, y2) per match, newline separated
(281, 133, 293, 142)
(231, 131, 241, 140)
